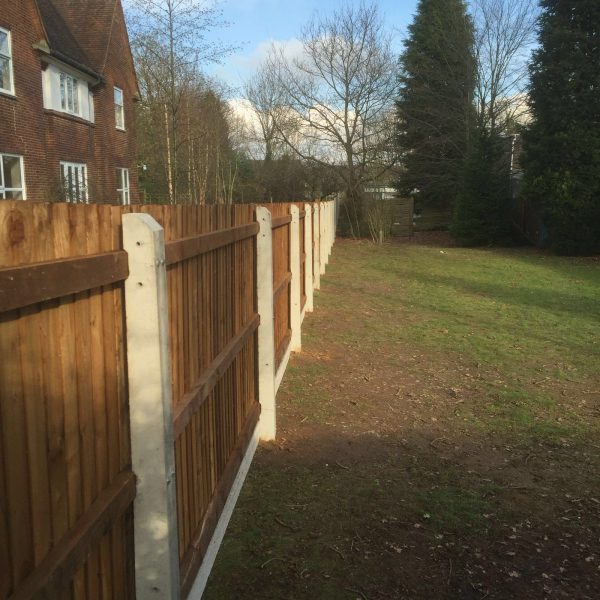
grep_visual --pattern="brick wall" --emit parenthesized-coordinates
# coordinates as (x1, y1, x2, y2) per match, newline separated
(0, 0, 139, 204)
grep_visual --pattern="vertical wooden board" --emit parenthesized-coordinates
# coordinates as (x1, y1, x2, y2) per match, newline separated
(0, 394, 12, 598)
(104, 207, 124, 478)
(191, 210, 202, 533)
(93, 205, 115, 600)
(67, 205, 99, 600)
(110, 208, 132, 596)
(204, 397, 212, 516)
(197, 404, 206, 521)
(176, 205, 185, 403)
(42, 206, 69, 554)
(110, 207, 130, 475)
(19, 204, 52, 568)
(187, 214, 198, 541)
(86, 206, 108, 494)
(0, 311, 33, 591)
(69, 205, 96, 510)
(51, 204, 86, 598)
(175, 436, 185, 560)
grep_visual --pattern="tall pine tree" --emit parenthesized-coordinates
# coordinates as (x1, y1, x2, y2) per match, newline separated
(396, 0, 476, 212)
(452, 129, 514, 245)
(522, 0, 600, 255)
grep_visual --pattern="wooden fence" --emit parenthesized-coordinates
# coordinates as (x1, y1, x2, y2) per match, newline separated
(0, 199, 336, 599)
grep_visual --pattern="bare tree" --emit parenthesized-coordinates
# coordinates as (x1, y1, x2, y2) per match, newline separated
(126, 0, 236, 202)
(244, 66, 286, 163)
(264, 3, 398, 236)
(473, 0, 539, 133)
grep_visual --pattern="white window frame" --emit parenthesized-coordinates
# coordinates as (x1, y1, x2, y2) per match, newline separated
(0, 153, 26, 199)
(0, 27, 15, 96)
(59, 72, 80, 116)
(117, 168, 130, 205)
(114, 86, 125, 130)
(60, 161, 88, 203)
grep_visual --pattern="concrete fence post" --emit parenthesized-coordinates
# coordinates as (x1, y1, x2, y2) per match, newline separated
(122, 213, 180, 600)
(324, 202, 330, 260)
(304, 203, 314, 313)
(313, 203, 321, 290)
(255, 207, 277, 441)
(329, 201, 334, 257)
(321, 203, 326, 274)
(319, 202, 327, 275)
(289, 205, 302, 352)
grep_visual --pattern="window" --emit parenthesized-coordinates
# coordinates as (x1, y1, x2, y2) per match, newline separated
(114, 86, 125, 129)
(0, 27, 14, 95)
(0, 154, 25, 199)
(116, 168, 130, 205)
(60, 72, 80, 115)
(42, 63, 94, 122)
(60, 162, 88, 203)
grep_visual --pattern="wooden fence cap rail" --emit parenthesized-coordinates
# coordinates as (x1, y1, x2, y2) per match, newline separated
(273, 272, 292, 299)
(0, 251, 129, 313)
(271, 215, 292, 229)
(165, 222, 259, 266)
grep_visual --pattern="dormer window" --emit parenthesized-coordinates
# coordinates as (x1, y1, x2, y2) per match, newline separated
(41, 62, 94, 122)
(60, 72, 80, 115)
(114, 86, 125, 129)
(0, 27, 14, 95)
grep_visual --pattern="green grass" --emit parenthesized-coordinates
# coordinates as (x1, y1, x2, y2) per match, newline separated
(204, 240, 600, 599)
(320, 242, 600, 445)
(325, 243, 600, 378)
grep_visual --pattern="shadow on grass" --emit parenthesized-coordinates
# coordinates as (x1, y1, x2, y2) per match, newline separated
(410, 272, 600, 322)
(204, 426, 600, 600)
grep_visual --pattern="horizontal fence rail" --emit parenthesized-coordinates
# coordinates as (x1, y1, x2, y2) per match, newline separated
(0, 251, 129, 312)
(0, 198, 337, 599)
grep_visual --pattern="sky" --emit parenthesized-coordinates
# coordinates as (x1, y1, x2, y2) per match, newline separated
(204, 0, 421, 94)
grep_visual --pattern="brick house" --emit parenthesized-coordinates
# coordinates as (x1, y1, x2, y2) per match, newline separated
(0, 0, 139, 204)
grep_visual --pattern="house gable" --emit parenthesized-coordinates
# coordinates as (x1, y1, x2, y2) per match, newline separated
(0, 0, 139, 203)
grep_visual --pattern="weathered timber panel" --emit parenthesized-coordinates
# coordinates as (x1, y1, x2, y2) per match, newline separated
(390, 198, 414, 238)
(269, 204, 293, 369)
(0, 201, 134, 599)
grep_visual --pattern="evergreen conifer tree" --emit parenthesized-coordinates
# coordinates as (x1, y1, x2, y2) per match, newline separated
(522, 0, 600, 254)
(452, 130, 513, 245)
(396, 0, 476, 212)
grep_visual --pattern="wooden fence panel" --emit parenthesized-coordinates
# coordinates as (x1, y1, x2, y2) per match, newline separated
(269, 204, 292, 370)
(124, 205, 260, 596)
(0, 201, 134, 600)
(1, 199, 331, 599)
(296, 204, 307, 311)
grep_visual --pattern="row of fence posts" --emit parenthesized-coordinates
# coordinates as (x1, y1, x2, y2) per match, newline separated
(123, 200, 337, 599)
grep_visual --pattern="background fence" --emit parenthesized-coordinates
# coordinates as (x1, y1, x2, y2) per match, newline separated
(0, 199, 336, 599)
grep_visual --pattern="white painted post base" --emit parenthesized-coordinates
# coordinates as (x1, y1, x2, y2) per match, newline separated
(185, 424, 260, 599)
(255, 207, 277, 441)
(274, 344, 292, 395)
(122, 213, 180, 600)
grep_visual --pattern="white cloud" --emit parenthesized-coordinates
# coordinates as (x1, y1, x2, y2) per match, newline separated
(209, 36, 304, 94)
(230, 37, 304, 73)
